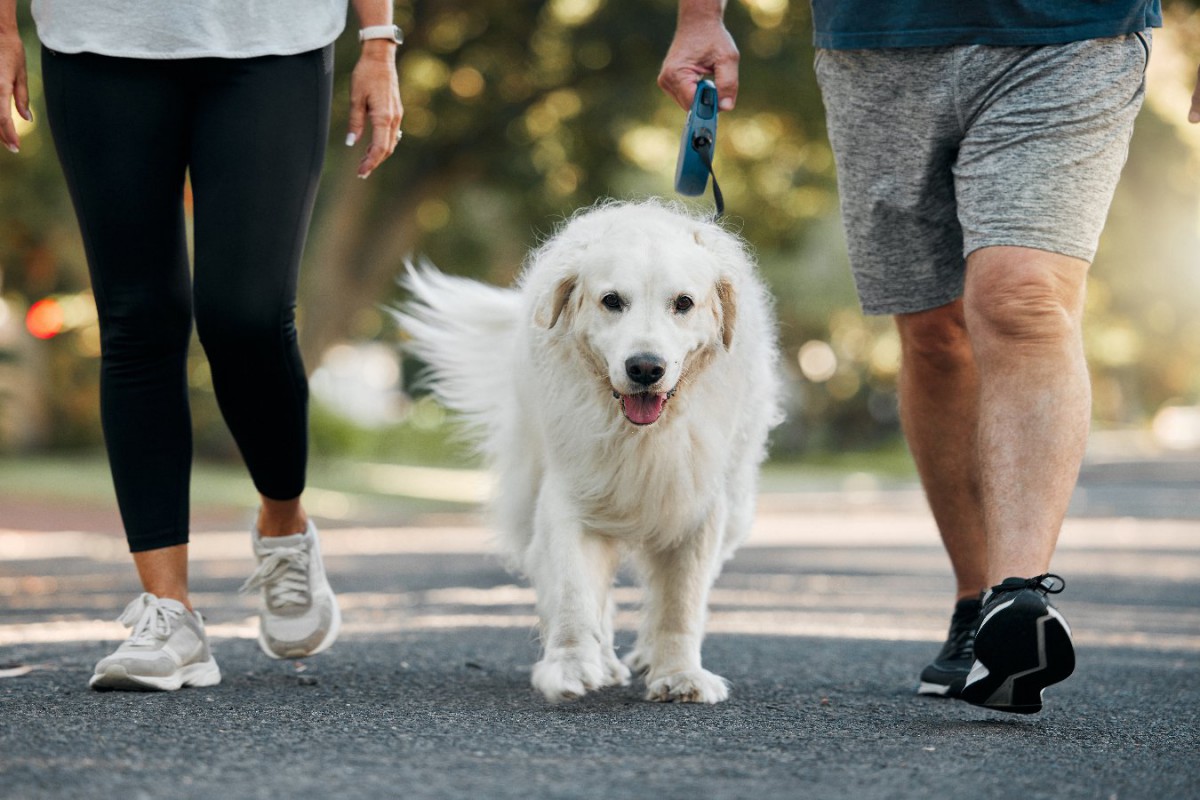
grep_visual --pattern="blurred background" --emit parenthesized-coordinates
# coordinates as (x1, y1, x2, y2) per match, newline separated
(1, 0, 1199, 515)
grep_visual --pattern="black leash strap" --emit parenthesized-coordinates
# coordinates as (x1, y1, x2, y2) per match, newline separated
(693, 132, 724, 220)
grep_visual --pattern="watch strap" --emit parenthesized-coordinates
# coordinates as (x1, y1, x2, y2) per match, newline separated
(359, 24, 403, 45)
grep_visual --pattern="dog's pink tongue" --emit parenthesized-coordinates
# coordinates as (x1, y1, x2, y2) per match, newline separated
(622, 393, 667, 425)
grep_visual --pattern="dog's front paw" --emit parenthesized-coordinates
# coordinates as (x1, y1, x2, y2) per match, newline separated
(531, 650, 606, 703)
(621, 648, 652, 676)
(645, 668, 730, 704)
(603, 652, 632, 687)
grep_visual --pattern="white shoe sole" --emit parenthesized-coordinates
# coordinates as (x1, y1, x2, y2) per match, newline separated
(89, 657, 222, 692)
(256, 590, 342, 660)
(916, 680, 954, 697)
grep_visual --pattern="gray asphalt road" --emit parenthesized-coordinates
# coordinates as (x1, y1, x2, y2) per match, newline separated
(2, 483, 1199, 799)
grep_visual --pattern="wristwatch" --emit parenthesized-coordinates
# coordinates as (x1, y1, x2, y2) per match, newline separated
(359, 24, 403, 45)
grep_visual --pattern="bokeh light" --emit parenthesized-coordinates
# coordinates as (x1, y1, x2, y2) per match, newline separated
(25, 298, 63, 340)
(798, 340, 837, 383)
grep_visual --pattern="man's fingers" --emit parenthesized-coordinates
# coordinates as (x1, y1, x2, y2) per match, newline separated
(712, 58, 739, 111)
(1189, 64, 1200, 124)
(657, 20, 740, 112)
(658, 62, 737, 113)
(657, 67, 696, 112)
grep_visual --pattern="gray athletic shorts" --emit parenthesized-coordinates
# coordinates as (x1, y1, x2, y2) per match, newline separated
(815, 32, 1150, 316)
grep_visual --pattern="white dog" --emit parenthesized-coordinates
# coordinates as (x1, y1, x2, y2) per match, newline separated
(397, 200, 782, 704)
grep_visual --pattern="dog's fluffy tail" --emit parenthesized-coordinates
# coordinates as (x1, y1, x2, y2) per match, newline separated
(393, 261, 520, 449)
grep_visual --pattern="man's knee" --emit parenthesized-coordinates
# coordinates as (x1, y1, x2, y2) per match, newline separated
(964, 246, 1088, 348)
(896, 300, 974, 374)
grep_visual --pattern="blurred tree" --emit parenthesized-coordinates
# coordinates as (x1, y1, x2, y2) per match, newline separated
(1087, 0, 1200, 429)
(1, 0, 1198, 458)
(303, 0, 837, 368)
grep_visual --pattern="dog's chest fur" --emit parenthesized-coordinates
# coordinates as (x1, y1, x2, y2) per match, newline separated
(542, 378, 727, 548)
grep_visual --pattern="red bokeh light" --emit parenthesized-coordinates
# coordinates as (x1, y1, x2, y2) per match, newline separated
(26, 298, 65, 340)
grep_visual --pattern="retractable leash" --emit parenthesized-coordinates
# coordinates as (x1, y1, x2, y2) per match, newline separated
(673, 78, 724, 220)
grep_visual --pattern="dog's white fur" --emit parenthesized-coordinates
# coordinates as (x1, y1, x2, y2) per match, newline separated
(397, 200, 782, 703)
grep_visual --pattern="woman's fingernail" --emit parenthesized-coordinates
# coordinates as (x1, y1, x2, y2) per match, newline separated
(345, 132, 358, 146)
(1190, 110, 1200, 123)
(6, 144, 18, 154)
(20, 108, 32, 122)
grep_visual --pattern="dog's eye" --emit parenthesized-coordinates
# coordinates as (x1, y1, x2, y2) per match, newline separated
(673, 295, 694, 314)
(601, 293, 623, 312)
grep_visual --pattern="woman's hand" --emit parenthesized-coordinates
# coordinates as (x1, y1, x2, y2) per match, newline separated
(0, 21, 31, 154)
(345, 39, 403, 179)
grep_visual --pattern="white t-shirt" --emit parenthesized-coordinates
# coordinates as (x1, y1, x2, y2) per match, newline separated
(32, 1, 349, 59)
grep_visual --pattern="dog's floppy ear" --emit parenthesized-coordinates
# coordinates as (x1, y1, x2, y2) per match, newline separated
(693, 225, 744, 351)
(536, 276, 577, 329)
(716, 278, 737, 350)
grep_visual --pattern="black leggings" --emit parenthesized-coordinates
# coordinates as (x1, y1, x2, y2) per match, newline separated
(42, 45, 333, 552)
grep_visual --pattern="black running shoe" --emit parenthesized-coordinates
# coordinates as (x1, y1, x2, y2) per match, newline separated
(960, 573, 1075, 714)
(917, 595, 982, 697)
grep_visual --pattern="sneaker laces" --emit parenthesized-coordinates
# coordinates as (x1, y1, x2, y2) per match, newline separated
(239, 546, 311, 608)
(944, 603, 978, 661)
(116, 593, 184, 646)
(989, 573, 1066, 597)
(984, 575, 1070, 606)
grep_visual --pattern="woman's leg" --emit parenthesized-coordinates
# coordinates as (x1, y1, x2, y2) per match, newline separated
(188, 47, 341, 659)
(42, 50, 196, 569)
(188, 47, 333, 530)
(43, 51, 220, 690)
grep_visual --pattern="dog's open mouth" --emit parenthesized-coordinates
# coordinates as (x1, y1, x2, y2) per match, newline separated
(616, 391, 672, 425)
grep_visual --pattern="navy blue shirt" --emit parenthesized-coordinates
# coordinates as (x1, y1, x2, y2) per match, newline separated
(812, 1, 1162, 49)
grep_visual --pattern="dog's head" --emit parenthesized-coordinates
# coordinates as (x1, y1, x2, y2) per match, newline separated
(530, 201, 749, 427)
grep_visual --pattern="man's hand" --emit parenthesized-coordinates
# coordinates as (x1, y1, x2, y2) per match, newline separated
(1189, 62, 1199, 124)
(345, 39, 403, 179)
(0, 28, 31, 154)
(658, 1, 739, 113)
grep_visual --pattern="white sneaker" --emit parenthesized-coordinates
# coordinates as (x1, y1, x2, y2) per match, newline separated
(90, 593, 221, 691)
(240, 519, 341, 659)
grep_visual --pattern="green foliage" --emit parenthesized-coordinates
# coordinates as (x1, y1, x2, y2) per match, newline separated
(309, 397, 478, 467)
(2, 0, 1199, 460)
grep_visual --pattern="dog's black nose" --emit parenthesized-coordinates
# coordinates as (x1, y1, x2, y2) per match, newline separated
(625, 354, 666, 386)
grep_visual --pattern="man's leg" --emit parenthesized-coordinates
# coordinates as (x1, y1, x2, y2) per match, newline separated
(897, 300, 991, 698)
(963, 246, 1090, 580)
(897, 247, 1089, 586)
(895, 299, 987, 601)
(903, 249, 1088, 704)
(949, 34, 1145, 712)
(957, 245, 1087, 712)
